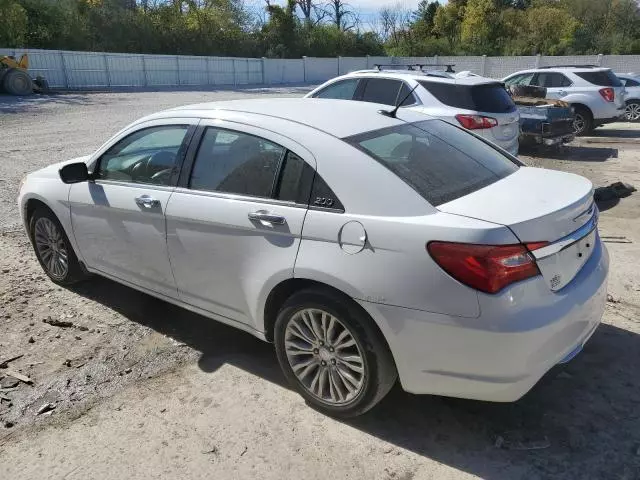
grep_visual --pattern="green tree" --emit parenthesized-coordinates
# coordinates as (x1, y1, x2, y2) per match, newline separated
(0, 0, 28, 47)
(460, 0, 499, 53)
(433, 2, 463, 48)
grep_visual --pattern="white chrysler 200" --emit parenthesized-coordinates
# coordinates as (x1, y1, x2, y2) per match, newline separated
(18, 99, 609, 417)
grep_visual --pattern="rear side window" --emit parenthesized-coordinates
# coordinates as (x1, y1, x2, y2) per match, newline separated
(504, 73, 534, 86)
(621, 77, 640, 87)
(419, 81, 516, 113)
(360, 78, 403, 105)
(313, 79, 359, 100)
(575, 70, 623, 87)
(345, 120, 519, 206)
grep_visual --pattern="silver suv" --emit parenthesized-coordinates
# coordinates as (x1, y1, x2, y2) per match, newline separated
(305, 67, 520, 156)
(616, 73, 640, 122)
(503, 66, 626, 135)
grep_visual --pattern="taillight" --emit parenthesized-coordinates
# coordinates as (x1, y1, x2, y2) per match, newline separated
(599, 87, 615, 102)
(455, 114, 498, 130)
(427, 242, 541, 294)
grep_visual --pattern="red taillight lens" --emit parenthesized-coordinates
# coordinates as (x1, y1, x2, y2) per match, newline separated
(427, 242, 541, 294)
(455, 114, 498, 130)
(599, 87, 615, 102)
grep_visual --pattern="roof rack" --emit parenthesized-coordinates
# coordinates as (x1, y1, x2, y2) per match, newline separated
(538, 64, 600, 69)
(373, 63, 456, 73)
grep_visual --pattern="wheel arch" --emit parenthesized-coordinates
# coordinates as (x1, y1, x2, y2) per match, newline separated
(262, 277, 393, 360)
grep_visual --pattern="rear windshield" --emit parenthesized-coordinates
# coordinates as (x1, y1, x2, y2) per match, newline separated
(418, 81, 516, 113)
(574, 70, 623, 87)
(345, 120, 519, 206)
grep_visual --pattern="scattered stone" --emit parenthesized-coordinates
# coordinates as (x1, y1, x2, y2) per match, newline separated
(0, 377, 20, 389)
(124, 368, 132, 374)
(606, 294, 620, 303)
(43, 317, 73, 328)
(55, 334, 61, 339)
(4, 421, 14, 428)
(0, 354, 24, 369)
(36, 403, 56, 415)
(2, 268, 9, 274)
(240, 445, 248, 456)
(76, 326, 89, 332)
(29, 322, 35, 326)
(74, 336, 81, 341)
(202, 446, 218, 455)
(63, 359, 71, 367)
(28, 337, 35, 344)
(5, 369, 32, 384)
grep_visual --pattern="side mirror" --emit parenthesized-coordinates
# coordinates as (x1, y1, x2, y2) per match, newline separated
(59, 162, 90, 184)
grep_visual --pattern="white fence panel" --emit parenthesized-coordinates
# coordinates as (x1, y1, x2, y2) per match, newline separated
(601, 55, 640, 73)
(304, 57, 338, 82)
(264, 59, 304, 84)
(339, 57, 367, 74)
(3, 49, 640, 89)
(106, 54, 145, 86)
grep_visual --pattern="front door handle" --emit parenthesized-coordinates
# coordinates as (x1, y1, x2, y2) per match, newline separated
(135, 195, 160, 209)
(248, 210, 286, 225)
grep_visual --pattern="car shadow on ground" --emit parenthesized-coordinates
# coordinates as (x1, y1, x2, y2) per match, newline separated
(521, 145, 619, 162)
(72, 276, 640, 480)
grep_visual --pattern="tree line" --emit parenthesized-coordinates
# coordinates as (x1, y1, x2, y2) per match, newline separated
(1, 0, 639, 58)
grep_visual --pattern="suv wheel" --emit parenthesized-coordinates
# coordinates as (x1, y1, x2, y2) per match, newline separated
(274, 288, 397, 418)
(573, 106, 593, 135)
(626, 101, 640, 122)
(29, 207, 88, 285)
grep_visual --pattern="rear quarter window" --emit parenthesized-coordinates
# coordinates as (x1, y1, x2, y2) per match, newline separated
(345, 120, 519, 207)
(419, 81, 516, 113)
(574, 71, 623, 87)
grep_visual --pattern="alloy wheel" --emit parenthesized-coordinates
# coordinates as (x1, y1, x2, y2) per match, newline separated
(34, 217, 69, 279)
(573, 113, 586, 134)
(284, 308, 365, 405)
(626, 103, 640, 122)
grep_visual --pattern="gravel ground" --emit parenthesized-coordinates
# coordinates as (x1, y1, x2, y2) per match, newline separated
(1, 91, 640, 479)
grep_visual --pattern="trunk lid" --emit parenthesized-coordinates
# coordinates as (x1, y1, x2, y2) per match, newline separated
(438, 167, 597, 291)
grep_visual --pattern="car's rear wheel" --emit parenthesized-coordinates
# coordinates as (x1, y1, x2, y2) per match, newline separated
(573, 106, 593, 136)
(625, 101, 640, 122)
(274, 288, 397, 418)
(29, 207, 88, 285)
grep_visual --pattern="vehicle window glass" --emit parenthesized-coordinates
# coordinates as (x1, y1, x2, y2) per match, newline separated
(398, 82, 418, 106)
(189, 128, 284, 198)
(98, 125, 188, 185)
(313, 79, 359, 100)
(574, 70, 623, 87)
(277, 151, 314, 204)
(505, 73, 533, 86)
(361, 78, 403, 105)
(419, 81, 516, 113)
(622, 77, 640, 87)
(534, 72, 572, 88)
(345, 119, 518, 207)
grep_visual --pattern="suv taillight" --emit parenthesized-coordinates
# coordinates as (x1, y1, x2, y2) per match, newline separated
(455, 114, 498, 130)
(427, 242, 545, 294)
(599, 87, 615, 102)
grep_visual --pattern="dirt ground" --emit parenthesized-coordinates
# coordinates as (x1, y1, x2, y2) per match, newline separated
(1, 90, 640, 480)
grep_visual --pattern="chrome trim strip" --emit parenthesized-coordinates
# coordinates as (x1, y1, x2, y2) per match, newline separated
(532, 211, 598, 260)
(172, 187, 307, 209)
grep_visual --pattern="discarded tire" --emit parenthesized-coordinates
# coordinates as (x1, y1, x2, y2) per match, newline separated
(3, 69, 34, 96)
(507, 85, 547, 98)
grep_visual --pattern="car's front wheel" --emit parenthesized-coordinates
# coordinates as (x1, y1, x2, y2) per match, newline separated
(29, 207, 88, 285)
(274, 288, 397, 418)
(626, 100, 640, 122)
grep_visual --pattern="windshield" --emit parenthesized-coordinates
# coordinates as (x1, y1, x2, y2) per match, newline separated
(345, 120, 519, 206)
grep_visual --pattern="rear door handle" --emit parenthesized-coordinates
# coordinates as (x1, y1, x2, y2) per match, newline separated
(248, 210, 286, 225)
(135, 195, 160, 209)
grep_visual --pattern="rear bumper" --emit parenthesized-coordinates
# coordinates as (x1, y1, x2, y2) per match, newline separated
(358, 238, 609, 402)
(595, 108, 626, 124)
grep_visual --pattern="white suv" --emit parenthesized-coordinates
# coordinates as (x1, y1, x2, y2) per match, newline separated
(305, 68, 520, 156)
(616, 73, 640, 122)
(503, 66, 626, 135)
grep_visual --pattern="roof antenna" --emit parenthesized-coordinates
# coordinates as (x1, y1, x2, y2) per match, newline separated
(379, 83, 420, 119)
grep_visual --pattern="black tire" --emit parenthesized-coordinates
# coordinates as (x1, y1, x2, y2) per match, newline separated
(625, 100, 640, 122)
(3, 69, 34, 96)
(573, 106, 593, 136)
(29, 207, 88, 285)
(274, 287, 397, 418)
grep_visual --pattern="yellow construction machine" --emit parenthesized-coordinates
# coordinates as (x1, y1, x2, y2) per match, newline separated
(0, 54, 48, 95)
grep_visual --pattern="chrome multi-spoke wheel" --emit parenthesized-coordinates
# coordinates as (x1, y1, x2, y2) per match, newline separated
(626, 102, 640, 122)
(34, 217, 69, 279)
(573, 113, 586, 134)
(284, 308, 365, 405)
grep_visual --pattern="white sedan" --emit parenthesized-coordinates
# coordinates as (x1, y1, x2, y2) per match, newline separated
(18, 99, 609, 417)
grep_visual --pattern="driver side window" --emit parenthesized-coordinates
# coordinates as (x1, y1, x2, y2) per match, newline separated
(98, 125, 189, 186)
